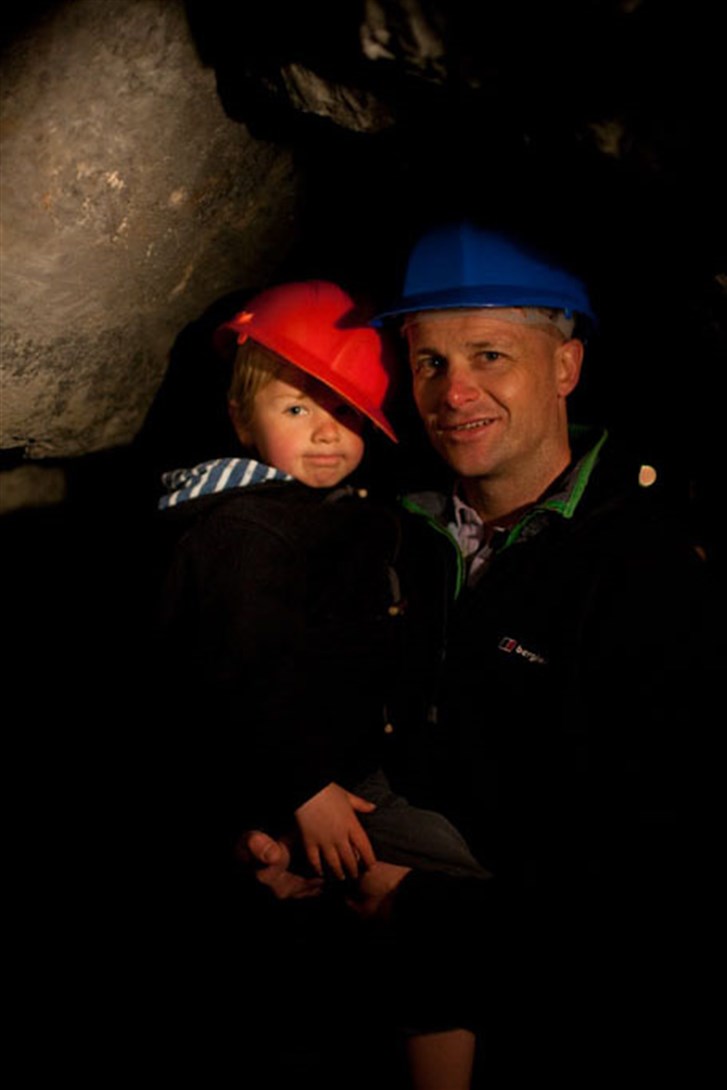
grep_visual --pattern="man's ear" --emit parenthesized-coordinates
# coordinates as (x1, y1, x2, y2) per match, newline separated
(228, 400, 252, 447)
(555, 339, 584, 398)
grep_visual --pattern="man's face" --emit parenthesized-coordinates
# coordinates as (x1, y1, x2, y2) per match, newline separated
(407, 310, 583, 488)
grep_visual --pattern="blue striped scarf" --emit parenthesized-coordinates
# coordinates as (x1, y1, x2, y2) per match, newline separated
(159, 457, 293, 510)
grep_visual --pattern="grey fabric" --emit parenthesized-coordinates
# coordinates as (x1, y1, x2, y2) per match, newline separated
(355, 769, 489, 879)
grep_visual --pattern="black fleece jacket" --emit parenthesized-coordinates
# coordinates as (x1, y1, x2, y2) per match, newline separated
(402, 436, 711, 888)
(387, 433, 716, 1038)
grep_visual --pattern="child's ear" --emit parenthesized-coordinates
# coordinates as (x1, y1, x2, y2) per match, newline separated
(228, 400, 252, 447)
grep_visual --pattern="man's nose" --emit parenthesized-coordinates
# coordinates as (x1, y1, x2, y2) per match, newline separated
(442, 365, 479, 409)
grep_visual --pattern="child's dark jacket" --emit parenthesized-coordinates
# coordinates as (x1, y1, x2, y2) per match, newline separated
(156, 459, 411, 837)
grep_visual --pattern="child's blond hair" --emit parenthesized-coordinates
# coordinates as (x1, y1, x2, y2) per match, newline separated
(228, 339, 286, 432)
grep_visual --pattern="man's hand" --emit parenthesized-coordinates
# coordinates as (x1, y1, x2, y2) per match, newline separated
(294, 782, 377, 880)
(235, 830, 324, 900)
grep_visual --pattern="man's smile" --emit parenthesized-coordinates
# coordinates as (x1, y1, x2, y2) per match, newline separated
(435, 416, 501, 435)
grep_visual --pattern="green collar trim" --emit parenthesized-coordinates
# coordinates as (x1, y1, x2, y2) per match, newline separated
(503, 427, 608, 548)
(540, 427, 608, 518)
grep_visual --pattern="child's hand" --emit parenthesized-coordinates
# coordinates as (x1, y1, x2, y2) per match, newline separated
(294, 782, 377, 880)
(235, 830, 325, 900)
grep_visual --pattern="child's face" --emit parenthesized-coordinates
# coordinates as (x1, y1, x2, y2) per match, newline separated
(237, 362, 366, 487)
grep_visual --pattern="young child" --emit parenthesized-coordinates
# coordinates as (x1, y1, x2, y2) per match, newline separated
(158, 281, 485, 884)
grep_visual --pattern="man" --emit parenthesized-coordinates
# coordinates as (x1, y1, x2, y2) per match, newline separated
(243, 223, 710, 1083)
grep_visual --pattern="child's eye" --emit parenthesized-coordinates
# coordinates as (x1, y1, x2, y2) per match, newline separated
(285, 404, 308, 416)
(335, 403, 360, 421)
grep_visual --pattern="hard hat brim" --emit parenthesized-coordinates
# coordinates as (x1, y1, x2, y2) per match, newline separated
(373, 285, 597, 325)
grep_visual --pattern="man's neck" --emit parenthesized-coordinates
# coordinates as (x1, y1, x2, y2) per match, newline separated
(460, 448, 572, 524)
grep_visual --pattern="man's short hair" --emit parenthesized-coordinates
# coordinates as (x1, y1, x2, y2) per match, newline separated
(401, 306, 576, 341)
(521, 307, 576, 340)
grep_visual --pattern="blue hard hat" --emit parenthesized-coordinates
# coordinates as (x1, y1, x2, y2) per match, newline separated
(374, 221, 596, 324)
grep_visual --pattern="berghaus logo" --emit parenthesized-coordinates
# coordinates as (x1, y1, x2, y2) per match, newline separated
(498, 636, 547, 665)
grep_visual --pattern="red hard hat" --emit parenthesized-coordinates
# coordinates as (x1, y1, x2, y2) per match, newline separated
(217, 281, 397, 442)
